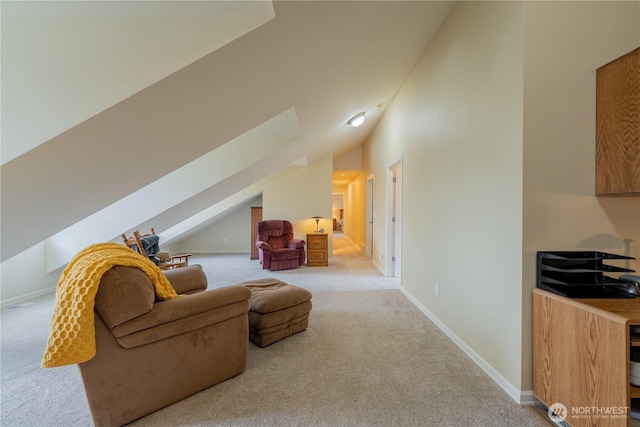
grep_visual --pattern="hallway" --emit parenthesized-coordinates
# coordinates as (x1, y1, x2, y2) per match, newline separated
(332, 233, 363, 258)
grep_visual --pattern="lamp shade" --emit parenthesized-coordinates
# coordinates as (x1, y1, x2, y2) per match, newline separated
(347, 112, 366, 128)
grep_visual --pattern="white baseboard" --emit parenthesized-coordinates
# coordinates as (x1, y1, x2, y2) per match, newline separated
(400, 287, 535, 405)
(373, 260, 385, 275)
(520, 391, 542, 406)
(1, 286, 56, 309)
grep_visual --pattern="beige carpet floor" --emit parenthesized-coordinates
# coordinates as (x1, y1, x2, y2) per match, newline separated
(1, 236, 544, 426)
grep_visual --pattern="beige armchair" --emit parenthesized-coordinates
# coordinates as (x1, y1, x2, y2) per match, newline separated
(78, 265, 251, 427)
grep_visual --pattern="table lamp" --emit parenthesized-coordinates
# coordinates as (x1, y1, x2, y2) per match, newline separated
(312, 216, 323, 233)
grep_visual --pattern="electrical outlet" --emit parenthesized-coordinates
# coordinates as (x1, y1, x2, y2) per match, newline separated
(434, 283, 439, 296)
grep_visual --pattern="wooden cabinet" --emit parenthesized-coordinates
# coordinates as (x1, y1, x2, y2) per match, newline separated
(533, 288, 640, 426)
(306, 233, 328, 266)
(250, 207, 262, 260)
(596, 47, 640, 196)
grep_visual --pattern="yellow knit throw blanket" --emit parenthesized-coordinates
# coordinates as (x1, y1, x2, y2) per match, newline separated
(41, 242, 179, 368)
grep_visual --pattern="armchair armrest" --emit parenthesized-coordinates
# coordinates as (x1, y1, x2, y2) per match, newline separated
(170, 253, 192, 265)
(288, 239, 305, 249)
(256, 240, 272, 251)
(164, 264, 207, 294)
(111, 285, 251, 348)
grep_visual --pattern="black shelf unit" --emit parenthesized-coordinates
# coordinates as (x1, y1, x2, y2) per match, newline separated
(537, 251, 637, 298)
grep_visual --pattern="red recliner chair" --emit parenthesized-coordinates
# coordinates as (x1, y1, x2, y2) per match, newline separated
(255, 220, 305, 270)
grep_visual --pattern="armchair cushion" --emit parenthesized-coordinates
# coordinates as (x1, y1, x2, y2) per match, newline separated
(241, 278, 312, 313)
(111, 286, 251, 348)
(271, 248, 301, 261)
(269, 236, 287, 250)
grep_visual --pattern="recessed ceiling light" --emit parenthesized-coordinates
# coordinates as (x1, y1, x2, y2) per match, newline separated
(347, 111, 366, 128)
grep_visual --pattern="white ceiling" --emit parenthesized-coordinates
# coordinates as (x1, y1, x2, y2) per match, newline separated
(1, 0, 276, 164)
(1, 1, 456, 261)
(333, 170, 362, 186)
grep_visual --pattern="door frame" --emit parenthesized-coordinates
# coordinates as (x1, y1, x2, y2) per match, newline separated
(387, 158, 402, 278)
(366, 175, 374, 259)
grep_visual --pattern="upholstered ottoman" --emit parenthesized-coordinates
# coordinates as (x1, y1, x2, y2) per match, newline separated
(238, 278, 312, 347)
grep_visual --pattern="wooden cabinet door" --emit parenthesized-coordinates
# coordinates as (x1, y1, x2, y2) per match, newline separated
(596, 47, 640, 196)
(250, 207, 262, 260)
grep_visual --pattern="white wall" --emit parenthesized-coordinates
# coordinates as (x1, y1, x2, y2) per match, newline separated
(333, 147, 365, 249)
(334, 146, 362, 171)
(363, 0, 640, 401)
(0, 243, 62, 306)
(263, 155, 334, 254)
(342, 173, 367, 251)
(364, 0, 525, 397)
(169, 196, 262, 254)
(521, 0, 640, 390)
(153, 157, 334, 256)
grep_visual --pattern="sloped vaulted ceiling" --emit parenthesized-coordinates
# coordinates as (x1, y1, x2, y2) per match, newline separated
(1, 1, 455, 262)
(2, 0, 276, 163)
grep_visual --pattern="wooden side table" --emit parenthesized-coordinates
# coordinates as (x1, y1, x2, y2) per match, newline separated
(306, 233, 328, 266)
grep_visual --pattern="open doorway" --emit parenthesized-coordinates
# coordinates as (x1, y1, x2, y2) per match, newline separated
(332, 193, 344, 234)
(333, 192, 362, 258)
(366, 175, 374, 259)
